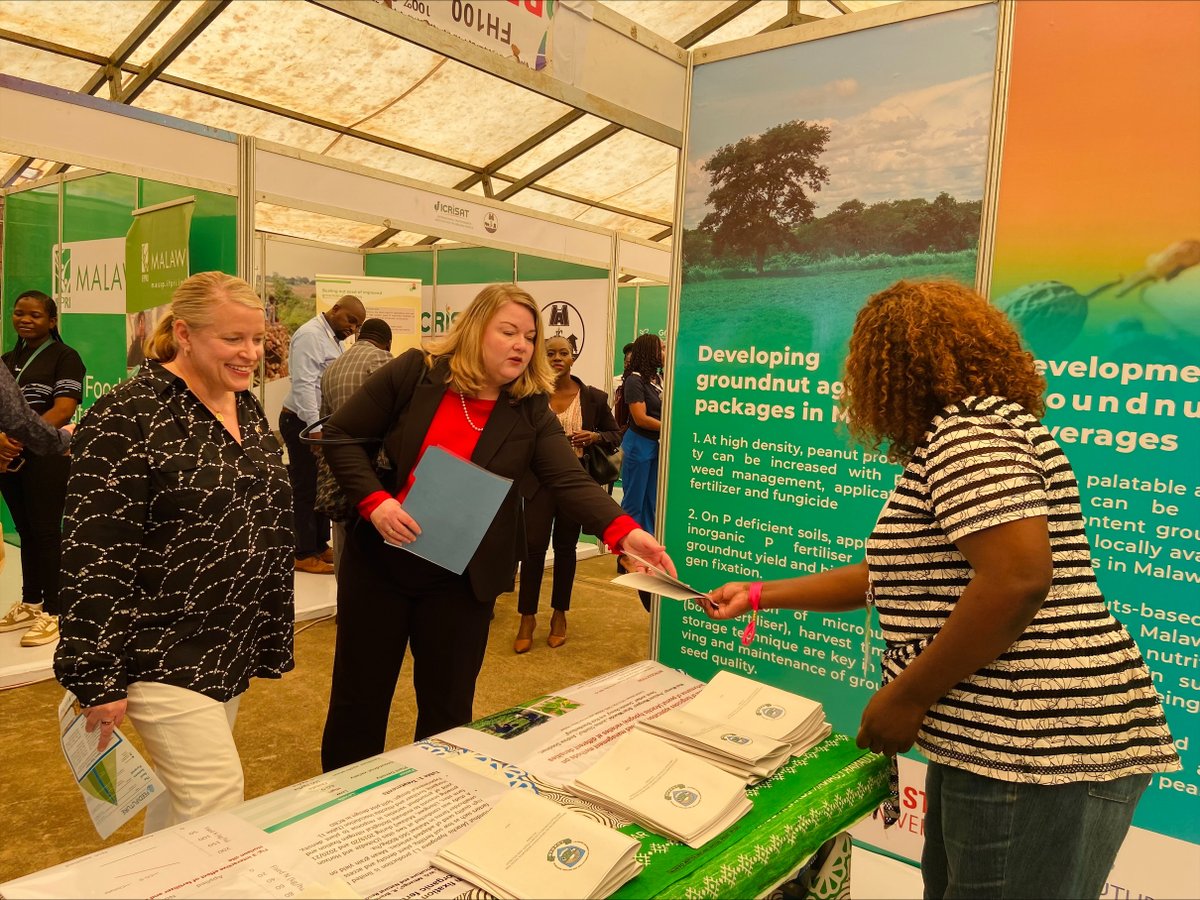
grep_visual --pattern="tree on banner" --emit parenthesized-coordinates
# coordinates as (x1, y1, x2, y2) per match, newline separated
(699, 120, 830, 274)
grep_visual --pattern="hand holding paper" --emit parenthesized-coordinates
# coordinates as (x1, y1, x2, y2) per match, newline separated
(621, 530, 678, 578)
(383, 445, 513, 574)
(612, 549, 707, 602)
(82, 699, 128, 752)
(370, 496, 421, 545)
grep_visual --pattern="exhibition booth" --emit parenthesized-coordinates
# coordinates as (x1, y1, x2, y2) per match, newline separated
(0, 73, 671, 680)
(0, 0, 1197, 896)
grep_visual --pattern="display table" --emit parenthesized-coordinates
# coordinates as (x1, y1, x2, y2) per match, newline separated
(0, 662, 888, 899)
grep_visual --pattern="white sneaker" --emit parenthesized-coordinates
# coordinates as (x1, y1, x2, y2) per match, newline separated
(20, 612, 59, 647)
(0, 602, 42, 633)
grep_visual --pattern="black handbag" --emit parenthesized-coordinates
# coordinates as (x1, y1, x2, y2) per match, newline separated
(302, 416, 390, 523)
(301, 350, 424, 521)
(581, 442, 623, 486)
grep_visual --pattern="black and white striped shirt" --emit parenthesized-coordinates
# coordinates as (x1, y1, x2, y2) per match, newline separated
(867, 396, 1179, 783)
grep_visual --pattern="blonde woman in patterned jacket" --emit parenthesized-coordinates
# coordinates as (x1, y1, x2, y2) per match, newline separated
(703, 279, 1179, 899)
(55, 272, 293, 834)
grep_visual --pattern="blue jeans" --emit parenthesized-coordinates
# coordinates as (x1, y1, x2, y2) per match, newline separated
(619, 428, 659, 531)
(922, 761, 1150, 899)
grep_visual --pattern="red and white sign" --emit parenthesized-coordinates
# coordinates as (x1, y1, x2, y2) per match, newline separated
(381, 0, 553, 71)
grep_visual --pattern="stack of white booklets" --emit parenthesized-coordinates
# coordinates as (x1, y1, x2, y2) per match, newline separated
(637, 671, 830, 781)
(432, 790, 642, 899)
(636, 707, 793, 782)
(569, 729, 752, 849)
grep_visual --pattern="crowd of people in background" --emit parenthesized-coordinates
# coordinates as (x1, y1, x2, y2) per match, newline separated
(0, 272, 1175, 900)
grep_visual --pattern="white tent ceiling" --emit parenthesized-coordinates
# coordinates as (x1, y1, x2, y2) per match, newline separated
(0, 0, 899, 249)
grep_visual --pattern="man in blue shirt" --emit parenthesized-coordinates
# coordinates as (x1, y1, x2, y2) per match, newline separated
(280, 295, 365, 574)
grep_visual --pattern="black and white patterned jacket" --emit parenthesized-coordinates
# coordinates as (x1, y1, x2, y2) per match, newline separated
(55, 361, 295, 707)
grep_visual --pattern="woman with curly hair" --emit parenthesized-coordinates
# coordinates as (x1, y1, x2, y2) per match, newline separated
(703, 279, 1178, 899)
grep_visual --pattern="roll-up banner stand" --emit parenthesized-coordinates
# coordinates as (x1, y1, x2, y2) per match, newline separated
(657, 0, 1198, 891)
(660, 0, 996, 867)
(982, 2, 1199, 893)
(314, 274, 422, 356)
(123, 197, 194, 378)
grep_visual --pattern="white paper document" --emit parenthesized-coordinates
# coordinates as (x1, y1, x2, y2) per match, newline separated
(569, 730, 752, 849)
(57, 691, 165, 840)
(0, 812, 354, 899)
(433, 791, 642, 899)
(439, 660, 704, 787)
(610, 550, 707, 601)
(254, 744, 509, 900)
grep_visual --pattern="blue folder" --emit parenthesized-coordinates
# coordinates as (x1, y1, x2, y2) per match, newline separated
(392, 445, 514, 574)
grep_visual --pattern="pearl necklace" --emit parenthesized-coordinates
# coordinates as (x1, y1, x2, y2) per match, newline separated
(459, 391, 484, 432)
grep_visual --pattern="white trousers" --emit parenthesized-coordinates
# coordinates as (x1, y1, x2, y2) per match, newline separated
(125, 681, 244, 834)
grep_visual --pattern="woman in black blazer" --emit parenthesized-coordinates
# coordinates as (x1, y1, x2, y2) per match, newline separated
(513, 335, 622, 654)
(320, 284, 674, 772)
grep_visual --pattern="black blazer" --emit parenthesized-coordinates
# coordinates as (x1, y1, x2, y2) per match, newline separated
(323, 349, 626, 603)
(571, 375, 622, 451)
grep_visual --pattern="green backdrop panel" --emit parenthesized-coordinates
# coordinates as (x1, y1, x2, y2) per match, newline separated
(435, 247, 514, 284)
(64, 312, 127, 410)
(61, 173, 137, 409)
(516, 255, 607, 282)
(62, 173, 137, 243)
(615, 286, 638, 376)
(365, 250, 435, 283)
(2, 185, 59, 351)
(636, 285, 669, 341)
(0, 185, 60, 542)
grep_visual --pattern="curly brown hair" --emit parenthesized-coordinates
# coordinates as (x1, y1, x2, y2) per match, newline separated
(842, 279, 1046, 463)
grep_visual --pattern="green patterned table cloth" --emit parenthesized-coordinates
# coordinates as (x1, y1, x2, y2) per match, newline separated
(611, 732, 889, 899)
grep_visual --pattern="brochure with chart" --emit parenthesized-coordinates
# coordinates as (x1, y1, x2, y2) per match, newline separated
(57, 691, 165, 839)
(688, 670, 830, 755)
(635, 707, 793, 782)
(432, 790, 643, 900)
(569, 729, 752, 849)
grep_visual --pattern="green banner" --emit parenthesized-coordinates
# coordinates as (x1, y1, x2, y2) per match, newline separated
(659, 4, 999, 745)
(989, 0, 1199, 855)
(125, 201, 193, 313)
